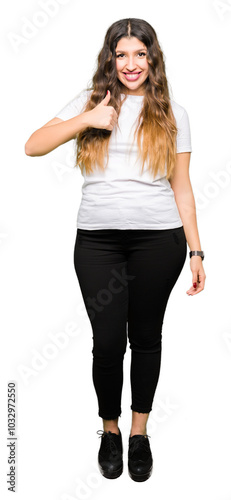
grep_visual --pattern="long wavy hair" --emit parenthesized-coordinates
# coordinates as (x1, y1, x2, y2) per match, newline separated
(75, 18, 178, 180)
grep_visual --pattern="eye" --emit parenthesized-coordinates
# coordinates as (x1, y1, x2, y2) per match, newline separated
(115, 52, 147, 58)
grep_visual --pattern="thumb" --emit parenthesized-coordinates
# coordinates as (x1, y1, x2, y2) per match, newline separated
(192, 272, 198, 289)
(101, 90, 111, 106)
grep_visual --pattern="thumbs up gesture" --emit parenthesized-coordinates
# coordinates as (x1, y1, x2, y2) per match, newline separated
(85, 90, 118, 131)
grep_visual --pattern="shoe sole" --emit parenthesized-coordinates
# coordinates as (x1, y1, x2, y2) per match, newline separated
(128, 465, 153, 482)
(98, 463, 123, 479)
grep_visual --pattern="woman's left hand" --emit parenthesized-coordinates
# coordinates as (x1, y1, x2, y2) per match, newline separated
(186, 256, 206, 296)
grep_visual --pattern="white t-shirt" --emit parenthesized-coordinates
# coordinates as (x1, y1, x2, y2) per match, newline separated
(55, 89, 192, 229)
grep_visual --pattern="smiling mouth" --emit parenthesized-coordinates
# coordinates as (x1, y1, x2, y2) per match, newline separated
(123, 72, 142, 81)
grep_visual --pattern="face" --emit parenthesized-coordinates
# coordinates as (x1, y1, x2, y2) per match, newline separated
(115, 37, 149, 95)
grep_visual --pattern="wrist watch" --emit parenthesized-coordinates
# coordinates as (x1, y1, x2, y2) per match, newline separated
(189, 250, 204, 261)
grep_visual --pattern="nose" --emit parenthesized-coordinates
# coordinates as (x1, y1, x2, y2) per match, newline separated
(125, 55, 137, 72)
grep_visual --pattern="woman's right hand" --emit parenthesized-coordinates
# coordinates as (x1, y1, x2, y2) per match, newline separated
(24, 90, 117, 157)
(85, 90, 118, 131)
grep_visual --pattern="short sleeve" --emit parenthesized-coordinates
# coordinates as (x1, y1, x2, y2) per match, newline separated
(55, 89, 91, 121)
(176, 108, 192, 153)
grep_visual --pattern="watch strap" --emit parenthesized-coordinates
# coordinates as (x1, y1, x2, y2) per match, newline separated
(189, 250, 204, 260)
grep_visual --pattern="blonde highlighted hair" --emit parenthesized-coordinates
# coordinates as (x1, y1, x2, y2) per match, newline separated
(75, 18, 178, 181)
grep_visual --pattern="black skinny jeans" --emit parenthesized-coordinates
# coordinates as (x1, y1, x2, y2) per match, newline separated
(73, 226, 187, 420)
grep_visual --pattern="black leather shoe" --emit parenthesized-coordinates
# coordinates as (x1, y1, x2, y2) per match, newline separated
(97, 429, 123, 479)
(128, 434, 153, 482)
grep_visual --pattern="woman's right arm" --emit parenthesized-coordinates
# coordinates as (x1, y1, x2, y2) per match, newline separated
(24, 113, 91, 157)
(25, 90, 117, 157)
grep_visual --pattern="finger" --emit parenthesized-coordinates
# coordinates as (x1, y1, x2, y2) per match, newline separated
(106, 123, 114, 131)
(199, 274, 206, 289)
(194, 274, 205, 292)
(191, 286, 204, 295)
(186, 283, 204, 295)
(187, 283, 198, 293)
(186, 284, 194, 292)
(108, 118, 117, 130)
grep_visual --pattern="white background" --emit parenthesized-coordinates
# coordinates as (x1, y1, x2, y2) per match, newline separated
(1, 0, 231, 498)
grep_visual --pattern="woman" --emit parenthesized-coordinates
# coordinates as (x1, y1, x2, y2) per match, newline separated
(25, 18, 206, 482)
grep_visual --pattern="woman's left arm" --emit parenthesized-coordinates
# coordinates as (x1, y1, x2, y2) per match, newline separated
(169, 152, 206, 296)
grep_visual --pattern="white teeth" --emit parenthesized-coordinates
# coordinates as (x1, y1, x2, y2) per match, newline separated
(125, 73, 140, 79)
